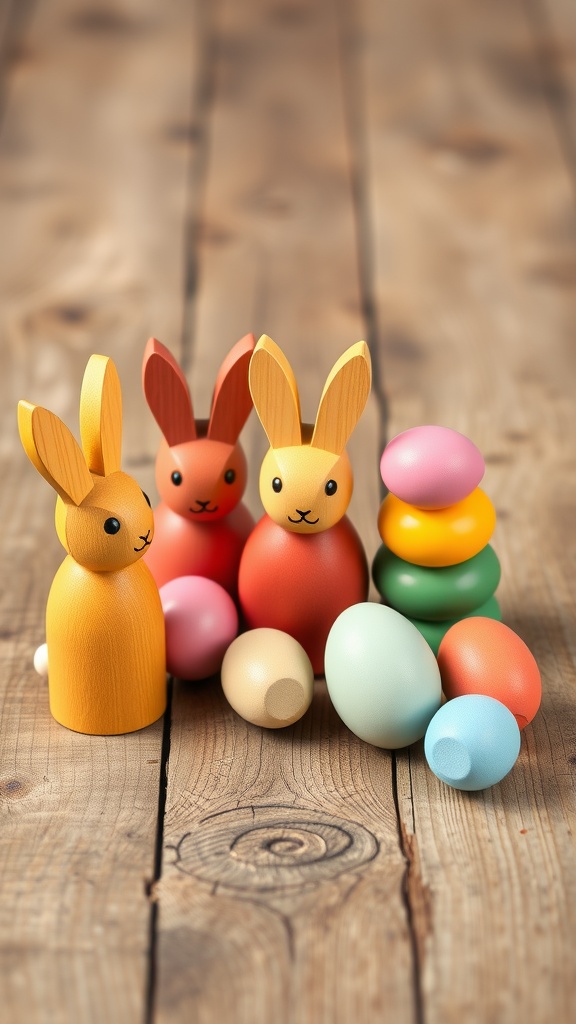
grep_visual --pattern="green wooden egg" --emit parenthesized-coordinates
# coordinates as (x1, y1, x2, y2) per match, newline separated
(372, 543, 500, 621)
(406, 596, 502, 655)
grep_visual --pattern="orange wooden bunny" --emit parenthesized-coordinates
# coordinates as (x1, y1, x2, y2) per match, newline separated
(142, 335, 256, 596)
(238, 335, 372, 674)
(18, 355, 166, 735)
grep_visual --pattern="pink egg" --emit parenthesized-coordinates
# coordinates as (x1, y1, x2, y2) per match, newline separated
(380, 425, 485, 509)
(160, 576, 239, 680)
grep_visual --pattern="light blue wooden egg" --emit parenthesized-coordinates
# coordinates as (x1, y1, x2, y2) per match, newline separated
(324, 603, 442, 748)
(424, 694, 521, 791)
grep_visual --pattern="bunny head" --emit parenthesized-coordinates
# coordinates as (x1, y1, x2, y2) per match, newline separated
(142, 335, 255, 522)
(249, 335, 372, 534)
(18, 355, 154, 573)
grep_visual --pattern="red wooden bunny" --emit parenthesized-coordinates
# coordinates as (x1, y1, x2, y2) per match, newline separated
(238, 335, 372, 673)
(142, 335, 256, 596)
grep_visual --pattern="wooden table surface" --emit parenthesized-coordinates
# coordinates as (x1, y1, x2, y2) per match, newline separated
(1, 1, 575, 1022)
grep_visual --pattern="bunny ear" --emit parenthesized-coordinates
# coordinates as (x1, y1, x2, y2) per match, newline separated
(207, 333, 256, 443)
(311, 341, 372, 454)
(249, 335, 301, 449)
(142, 338, 196, 446)
(79, 355, 123, 476)
(18, 401, 94, 505)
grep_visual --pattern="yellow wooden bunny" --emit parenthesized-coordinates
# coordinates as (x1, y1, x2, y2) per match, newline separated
(18, 355, 166, 734)
(238, 335, 372, 674)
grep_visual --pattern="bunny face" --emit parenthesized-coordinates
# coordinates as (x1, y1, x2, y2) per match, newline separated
(249, 335, 372, 534)
(18, 354, 155, 574)
(155, 435, 248, 522)
(259, 445, 353, 533)
(142, 335, 256, 522)
(56, 473, 154, 572)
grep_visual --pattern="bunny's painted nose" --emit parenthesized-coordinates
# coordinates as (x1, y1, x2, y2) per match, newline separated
(288, 509, 320, 525)
(190, 499, 219, 514)
(134, 530, 152, 552)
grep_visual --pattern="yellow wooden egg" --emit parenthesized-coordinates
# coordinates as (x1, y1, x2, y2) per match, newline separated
(377, 487, 496, 567)
(221, 628, 314, 728)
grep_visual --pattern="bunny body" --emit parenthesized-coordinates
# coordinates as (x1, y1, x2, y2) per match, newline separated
(18, 356, 166, 735)
(142, 336, 256, 596)
(47, 554, 165, 734)
(148, 499, 254, 591)
(239, 513, 368, 673)
(238, 336, 372, 674)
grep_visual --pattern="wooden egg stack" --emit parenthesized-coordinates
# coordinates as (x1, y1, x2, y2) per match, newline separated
(372, 426, 502, 654)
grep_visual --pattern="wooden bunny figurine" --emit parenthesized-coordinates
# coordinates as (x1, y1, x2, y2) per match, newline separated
(142, 335, 256, 596)
(18, 355, 166, 735)
(238, 335, 372, 674)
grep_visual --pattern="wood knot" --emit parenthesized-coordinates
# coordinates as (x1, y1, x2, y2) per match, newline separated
(0, 778, 32, 800)
(170, 804, 378, 891)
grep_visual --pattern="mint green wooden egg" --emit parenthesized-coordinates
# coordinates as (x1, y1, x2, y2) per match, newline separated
(324, 603, 442, 749)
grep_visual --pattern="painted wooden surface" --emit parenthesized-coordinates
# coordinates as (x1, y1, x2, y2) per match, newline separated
(1, 1, 575, 1022)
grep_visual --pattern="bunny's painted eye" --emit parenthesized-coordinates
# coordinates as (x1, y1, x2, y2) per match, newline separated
(104, 517, 121, 535)
(272, 477, 283, 493)
(325, 480, 338, 496)
(171, 471, 183, 486)
(142, 490, 151, 506)
(224, 469, 236, 484)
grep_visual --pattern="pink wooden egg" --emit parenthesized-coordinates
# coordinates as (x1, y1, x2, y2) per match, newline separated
(380, 426, 485, 509)
(160, 576, 239, 680)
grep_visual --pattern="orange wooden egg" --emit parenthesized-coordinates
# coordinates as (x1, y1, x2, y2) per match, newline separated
(377, 488, 496, 567)
(437, 617, 541, 729)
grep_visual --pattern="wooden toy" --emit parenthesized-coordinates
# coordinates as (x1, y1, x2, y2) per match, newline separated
(381, 425, 485, 509)
(237, 335, 371, 674)
(404, 595, 502, 655)
(378, 487, 496, 567)
(324, 603, 442, 749)
(142, 335, 256, 596)
(18, 355, 166, 735)
(424, 694, 521, 790)
(160, 575, 238, 680)
(372, 543, 501, 621)
(221, 628, 314, 728)
(438, 617, 542, 729)
(33, 643, 48, 678)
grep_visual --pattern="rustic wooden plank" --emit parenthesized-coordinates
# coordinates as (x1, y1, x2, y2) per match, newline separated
(0, 2, 200, 1021)
(154, 1, 413, 1021)
(352, 0, 576, 1019)
(529, 0, 576, 181)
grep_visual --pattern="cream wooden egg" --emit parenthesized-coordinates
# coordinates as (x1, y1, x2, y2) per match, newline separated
(33, 643, 49, 678)
(221, 628, 314, 728)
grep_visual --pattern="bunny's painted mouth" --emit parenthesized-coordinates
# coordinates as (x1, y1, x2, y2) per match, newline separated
(288, 510, 320, 525)
(134, 531, 152, 552)
(190, 500, 219, 514)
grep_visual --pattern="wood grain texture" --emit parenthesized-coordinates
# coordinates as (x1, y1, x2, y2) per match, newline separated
(79, 355, 123, 476)
(3, 0, 576, 1021)
(154, 0, 408, 1020)
(0, 0, 198, 1019)
(527, 0, 576, 190)
(249, 335, 303, 449)
(352, 0, 576, 1019)
(311, 341, 371, 455)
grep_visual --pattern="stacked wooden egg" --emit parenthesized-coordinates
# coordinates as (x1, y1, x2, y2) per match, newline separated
(372, 426, 502, 654)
